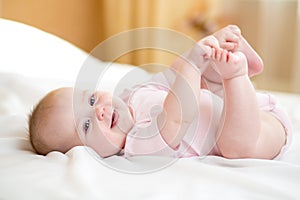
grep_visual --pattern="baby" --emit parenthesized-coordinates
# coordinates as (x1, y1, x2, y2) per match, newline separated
(29, 25, 291, 159)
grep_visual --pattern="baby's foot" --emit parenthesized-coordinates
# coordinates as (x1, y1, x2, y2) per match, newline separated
(211, 49, 248, 80)
(201, 25, 243, 94)
(213, 25, 263, 77)
(236, 35, 263, 77)
(213, 25, 241, 51)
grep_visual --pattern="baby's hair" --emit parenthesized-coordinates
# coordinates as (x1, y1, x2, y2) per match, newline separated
(28, 94, 54, 155)
(28, 87, 82, 156)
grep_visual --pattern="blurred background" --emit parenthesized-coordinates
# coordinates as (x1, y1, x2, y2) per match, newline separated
(0, 0, 299, 94)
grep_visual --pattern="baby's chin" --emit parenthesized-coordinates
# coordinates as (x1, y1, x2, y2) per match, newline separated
(112, 97, 134, 134)
(114, 109, 134, 135)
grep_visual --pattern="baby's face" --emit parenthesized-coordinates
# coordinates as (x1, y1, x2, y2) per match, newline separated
(49, 87, 134, 157)
(73, 88, 135, 157)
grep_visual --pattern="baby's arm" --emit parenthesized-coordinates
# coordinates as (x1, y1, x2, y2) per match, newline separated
(157, 36, 218, 149)
(211, 49, 285, 159)
(169, 36, 219, 78)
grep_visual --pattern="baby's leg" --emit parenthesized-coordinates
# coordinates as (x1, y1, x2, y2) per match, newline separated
(201, 25, 264, 97)
(212, 49, 285, 159)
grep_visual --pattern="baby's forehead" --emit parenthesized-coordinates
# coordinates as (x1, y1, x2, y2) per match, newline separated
(45, 97, 77, 136)
(42, 88, 74, 119)
(53, 87, 99, 109)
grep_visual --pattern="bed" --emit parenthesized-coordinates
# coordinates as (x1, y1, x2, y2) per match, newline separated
(0, 18, 300, 200)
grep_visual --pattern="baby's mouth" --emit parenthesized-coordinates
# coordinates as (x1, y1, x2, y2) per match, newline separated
(110, 110, 118, 128)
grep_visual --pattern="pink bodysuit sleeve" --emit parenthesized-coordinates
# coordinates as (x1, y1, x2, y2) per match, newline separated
(124, 113, 184, 158)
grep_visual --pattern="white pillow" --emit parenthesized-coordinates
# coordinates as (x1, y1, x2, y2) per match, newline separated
(0, 18, 90, 81)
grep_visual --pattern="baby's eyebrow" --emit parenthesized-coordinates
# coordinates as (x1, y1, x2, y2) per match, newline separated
(82, 90, 87, 104)
(81, 90, 90, 104)
(74, 90, 90, 127)
(73, 90, 88, 110)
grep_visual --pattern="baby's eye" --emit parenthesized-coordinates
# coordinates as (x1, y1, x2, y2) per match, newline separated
(84, 120, 90, 133)
(89, 94, 96, 106)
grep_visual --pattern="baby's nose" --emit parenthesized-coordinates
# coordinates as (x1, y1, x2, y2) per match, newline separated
(95, 105, 106, 121)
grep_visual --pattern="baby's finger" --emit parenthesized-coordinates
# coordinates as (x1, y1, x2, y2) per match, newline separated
(203, 47, 211, 59)
(221, 42, 237, 51)
(203, 35, 220, 49)
(202, 45, 212, 59)
(221, 50, 228, 62)
(228, 51, 238, 63)
(211, 48, 216, 59)
(215, 48, 223, 61)
(226, 34, 239, 43)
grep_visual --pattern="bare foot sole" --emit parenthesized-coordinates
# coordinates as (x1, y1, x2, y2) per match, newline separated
(237, 36, 264, 77)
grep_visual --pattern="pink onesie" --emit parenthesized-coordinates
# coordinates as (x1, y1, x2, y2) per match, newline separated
(120, 71, 292, 159)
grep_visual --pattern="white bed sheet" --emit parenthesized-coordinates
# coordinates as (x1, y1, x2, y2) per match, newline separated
(0, 18, 300, 200)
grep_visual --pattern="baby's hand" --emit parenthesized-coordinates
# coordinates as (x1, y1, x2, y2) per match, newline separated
(186, 35, 220, 72)
(213, 25, 241, 52)
(211, 48, 248, 80)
